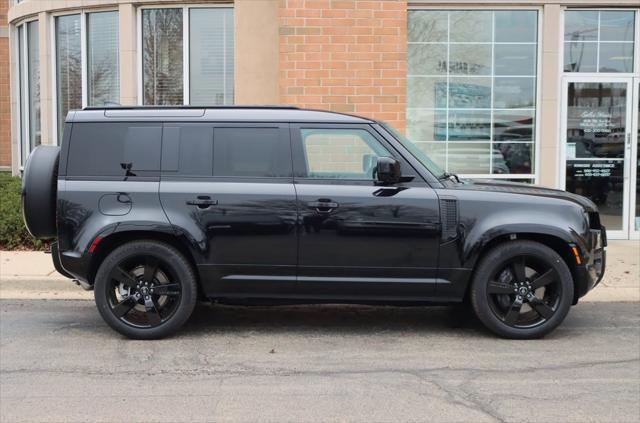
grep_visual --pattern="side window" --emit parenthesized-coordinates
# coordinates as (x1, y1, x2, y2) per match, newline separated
(67, 123, 161, 177)
(300, 128, 391, 179)
(213, 127, 290, 177)
(162, 125, 213, 177)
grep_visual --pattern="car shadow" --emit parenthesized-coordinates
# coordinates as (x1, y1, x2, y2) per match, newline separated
(179, 303, 487, 337)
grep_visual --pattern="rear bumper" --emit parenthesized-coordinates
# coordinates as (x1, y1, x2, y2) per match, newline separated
(51, 242, 75, 279)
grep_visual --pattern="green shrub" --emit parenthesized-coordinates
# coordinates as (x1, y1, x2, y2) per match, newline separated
(0, 172, 48, 250)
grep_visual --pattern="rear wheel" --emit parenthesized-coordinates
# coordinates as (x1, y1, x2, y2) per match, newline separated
(470, 240, 573, 339)
(94, 241, 197, 339)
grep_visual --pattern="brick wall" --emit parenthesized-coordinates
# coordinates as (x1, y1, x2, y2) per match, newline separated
(279, 0, 407, 131)
(0, 0, 10, 169)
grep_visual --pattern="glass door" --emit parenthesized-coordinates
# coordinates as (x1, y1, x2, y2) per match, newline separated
(561, 76, 633, 239)
(631, 79, 639, 239)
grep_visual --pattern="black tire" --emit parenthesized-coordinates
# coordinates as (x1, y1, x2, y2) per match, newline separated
(21, 145, 60, 239)
(94, 241, 198, 339)
(470, 240, 573, 339)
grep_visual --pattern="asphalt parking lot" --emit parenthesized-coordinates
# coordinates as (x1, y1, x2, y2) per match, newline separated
(1, 298, 639, 422)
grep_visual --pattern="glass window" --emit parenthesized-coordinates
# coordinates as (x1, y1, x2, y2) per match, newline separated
(494, 11, 537, 43)
(18, 21, 41, 167)
(53, 11, 120, 142)
(213, 128, 290, 177)
(161, 125, 214, 176)
(449, 11, 492, 43)
(407, 9, 538, 179)
(142, 7, 235, 106)
(142, 9, 183, 105)
(67, 123, 161, 177)
(408, 10, 448, 42)
(27, 21, 40, 153)
(564, 10, 636, 73)
(300, 129, 390, 180)
(56, 14, 82, 140)
(190, 8, 234, 105)
(87, 11, 119, 106)
(408, 44, 447, 75)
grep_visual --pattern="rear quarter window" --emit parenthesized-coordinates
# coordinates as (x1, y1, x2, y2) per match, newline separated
(66, 123, 162, 177)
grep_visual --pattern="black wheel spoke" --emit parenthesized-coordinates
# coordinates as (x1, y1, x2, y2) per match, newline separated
(488, 280, 515, 294)
(111, 266, 137, 289)
(504, 298, 523, 326)
(143, 257, 160, 283)
(529, 298, 554, 319)
(530, 269, 555, 290)
(511, 257, 526, 282)
(152, 283, 181, 296)
(144, 296, 162, 326)
(112, 296, 137, 318)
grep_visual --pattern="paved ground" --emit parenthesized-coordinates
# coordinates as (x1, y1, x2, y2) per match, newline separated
(1, 299, 639, 422)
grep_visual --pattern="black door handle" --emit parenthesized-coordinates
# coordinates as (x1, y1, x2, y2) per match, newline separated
(186, 196, 218, 209)
(307, 200, 339, 213)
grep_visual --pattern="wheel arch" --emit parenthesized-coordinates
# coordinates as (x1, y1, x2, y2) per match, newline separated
(464, 232, 581, 305)
(87, 230, 200, 293)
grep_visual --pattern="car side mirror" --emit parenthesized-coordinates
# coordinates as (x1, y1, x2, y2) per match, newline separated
(376, 156, 401, 185)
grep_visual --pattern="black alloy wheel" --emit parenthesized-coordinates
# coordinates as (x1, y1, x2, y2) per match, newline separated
(470, 240, 573, 339)
(486, 255, 561, 329)
(107, 255, 182, 328)
(94, 241, 197, 339)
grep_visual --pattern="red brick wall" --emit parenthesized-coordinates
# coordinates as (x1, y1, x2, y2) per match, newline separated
(0, 0, 10, 168)
(279, 0, 407, 131)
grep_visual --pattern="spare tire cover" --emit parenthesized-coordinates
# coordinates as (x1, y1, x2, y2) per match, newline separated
(22, 145, 60, 239)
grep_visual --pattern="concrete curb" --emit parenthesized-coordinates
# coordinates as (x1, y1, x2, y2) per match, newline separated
(2, 240, 638, 302)
(1, 277, 637, 302)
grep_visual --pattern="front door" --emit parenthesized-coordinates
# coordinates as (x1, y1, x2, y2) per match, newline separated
(561, 77, 637, 239)
(291, 124, 441, 299)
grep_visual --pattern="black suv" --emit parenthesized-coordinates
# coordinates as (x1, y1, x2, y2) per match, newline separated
(22, 106, 606, 339)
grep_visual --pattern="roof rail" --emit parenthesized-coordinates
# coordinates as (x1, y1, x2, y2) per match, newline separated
(82, 105, 300, 111)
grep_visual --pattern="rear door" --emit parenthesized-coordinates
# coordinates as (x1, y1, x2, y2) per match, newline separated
(159, 123, 298, 297)
(291, 124, 441, 299)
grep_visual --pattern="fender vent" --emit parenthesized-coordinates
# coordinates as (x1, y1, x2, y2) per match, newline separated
(439, 198, 459, 241)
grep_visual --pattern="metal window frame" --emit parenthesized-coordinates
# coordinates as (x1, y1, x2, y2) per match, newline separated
(406, 6, 543, 183)
(136, 3, 234, 106)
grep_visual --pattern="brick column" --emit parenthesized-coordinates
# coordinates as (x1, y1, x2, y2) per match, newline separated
(0, 0, 10, 169)
(279, 0, 407, 131)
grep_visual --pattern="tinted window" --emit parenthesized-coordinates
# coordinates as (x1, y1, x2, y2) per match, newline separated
(67, 123, 161, 177)
(213, 127, 290, 177)
(299, 128, 391, 180)
(161, 125, 213, 176)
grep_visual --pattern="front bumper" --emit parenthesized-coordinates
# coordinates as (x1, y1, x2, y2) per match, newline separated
(574, 227, 606, 302)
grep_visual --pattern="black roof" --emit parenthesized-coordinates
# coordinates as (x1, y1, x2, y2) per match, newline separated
(68, 105, 374, 124)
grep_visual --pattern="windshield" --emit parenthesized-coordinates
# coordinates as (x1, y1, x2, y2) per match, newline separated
(381, 123, 446, 178)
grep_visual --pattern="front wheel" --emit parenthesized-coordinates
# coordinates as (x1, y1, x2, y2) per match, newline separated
(94, 241, 198, 339)
(470, 240, 574, 339)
